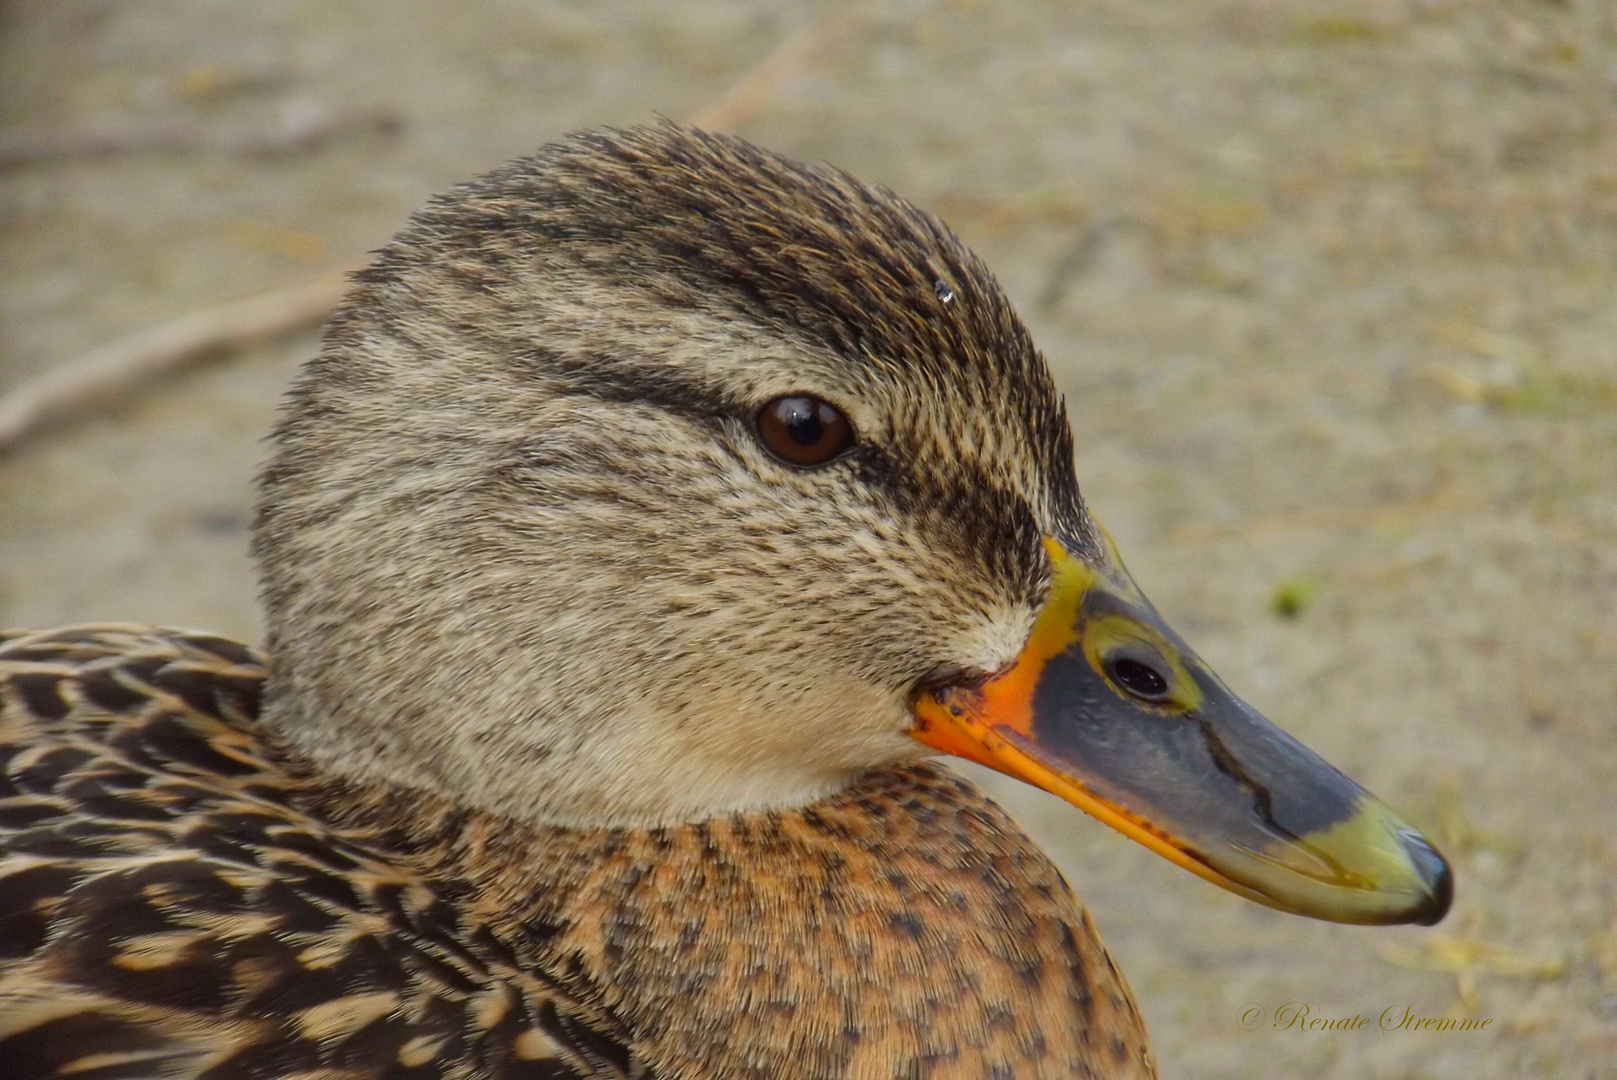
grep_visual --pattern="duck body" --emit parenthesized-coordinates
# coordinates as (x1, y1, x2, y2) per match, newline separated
(0, 124, 1448, 1079)
(0, 626, 1151, 1078)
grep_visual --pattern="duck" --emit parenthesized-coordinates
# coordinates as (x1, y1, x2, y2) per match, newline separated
(0, 123, 1450, 1080)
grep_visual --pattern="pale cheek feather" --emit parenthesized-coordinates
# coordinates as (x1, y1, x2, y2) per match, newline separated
(943, 603, 1040, 679)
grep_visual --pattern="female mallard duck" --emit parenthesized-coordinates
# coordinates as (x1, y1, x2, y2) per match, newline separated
(0, 124, 1449, 1079)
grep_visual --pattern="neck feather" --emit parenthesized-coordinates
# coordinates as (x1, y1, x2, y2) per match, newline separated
(303, 762, 1154, 1079)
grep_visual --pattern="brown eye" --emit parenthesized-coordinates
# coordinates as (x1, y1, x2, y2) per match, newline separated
(756, 395, 854, 467)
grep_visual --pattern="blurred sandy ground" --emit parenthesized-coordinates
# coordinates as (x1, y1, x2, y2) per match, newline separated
(2, 1, 1615, 1075)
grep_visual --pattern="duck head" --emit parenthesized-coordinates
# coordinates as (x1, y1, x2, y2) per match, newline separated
(254, 123, 1449, 926)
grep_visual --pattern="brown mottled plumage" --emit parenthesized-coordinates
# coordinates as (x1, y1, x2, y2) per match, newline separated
(0, 628, 636, 1079)
(0, 125, 1156, 1078)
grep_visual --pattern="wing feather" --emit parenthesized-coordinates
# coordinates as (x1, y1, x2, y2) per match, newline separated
(0, 627, 644, 1080)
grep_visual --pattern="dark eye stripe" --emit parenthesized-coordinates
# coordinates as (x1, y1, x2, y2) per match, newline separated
(528, 351, 739, 420)
(523, 351, 1049, 599)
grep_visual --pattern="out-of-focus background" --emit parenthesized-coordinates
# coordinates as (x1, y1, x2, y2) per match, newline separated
(2, 1, 1614, 1076)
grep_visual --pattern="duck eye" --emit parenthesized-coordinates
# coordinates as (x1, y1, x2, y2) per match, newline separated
(756, 395, 854, 467)
(1105, 656, 1171, 702)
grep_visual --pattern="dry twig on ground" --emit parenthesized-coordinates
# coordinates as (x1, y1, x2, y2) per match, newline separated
(0, 273, 350, 453)
(0, 104, 400, 169)
(688, 10, 858, 132)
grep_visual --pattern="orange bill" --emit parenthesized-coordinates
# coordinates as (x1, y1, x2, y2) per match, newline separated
(912, 535, 1452, 926)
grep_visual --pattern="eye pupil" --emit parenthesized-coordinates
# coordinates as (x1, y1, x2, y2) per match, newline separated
(784, 404, 823, 446)
(757, 395, 854, 466)
(1108, 657, 1170, 700)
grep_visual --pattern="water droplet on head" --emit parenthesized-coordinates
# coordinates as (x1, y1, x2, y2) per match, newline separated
(933, 279, 954, 304)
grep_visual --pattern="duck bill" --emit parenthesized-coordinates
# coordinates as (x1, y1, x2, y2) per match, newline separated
(912, 537, 1451, 926)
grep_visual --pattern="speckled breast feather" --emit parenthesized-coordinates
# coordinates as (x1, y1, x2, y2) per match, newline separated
(0, 627, 1152, 1079)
